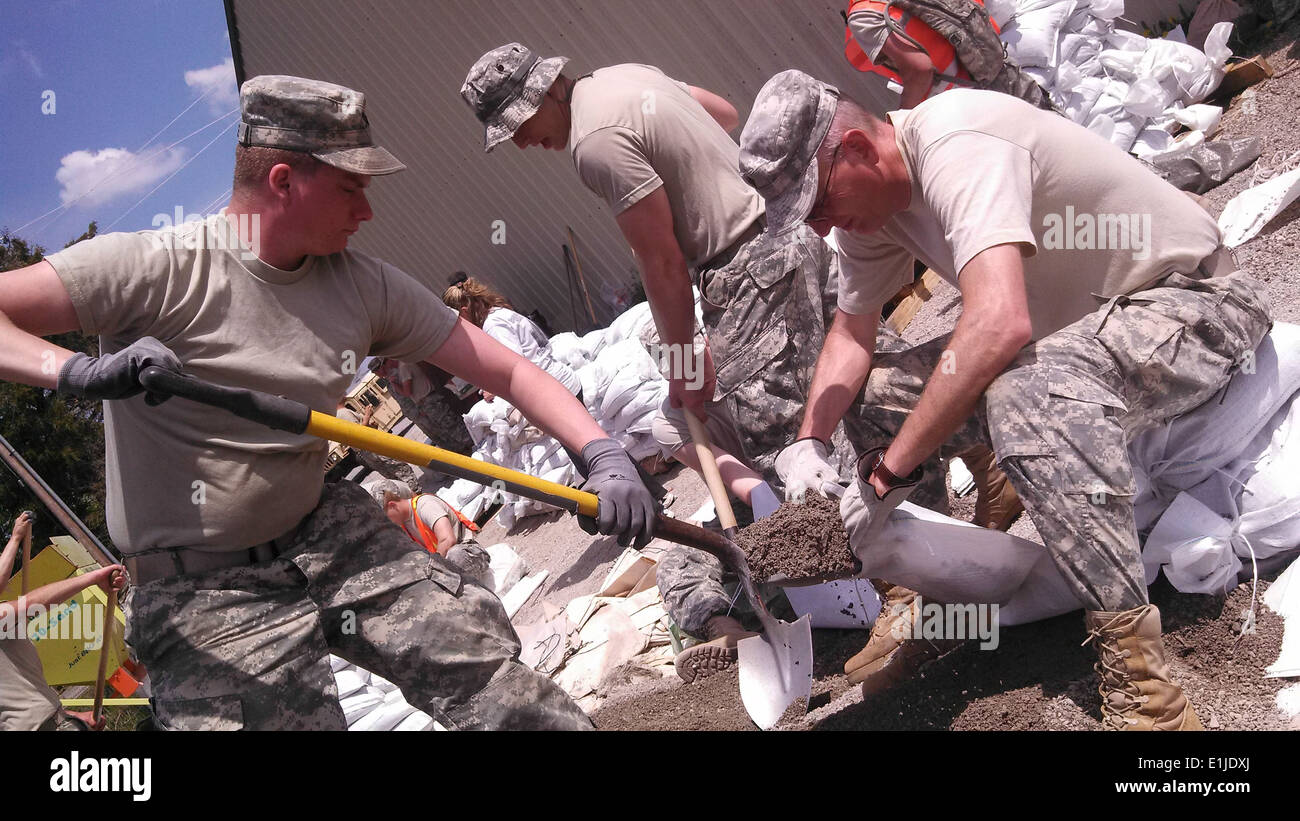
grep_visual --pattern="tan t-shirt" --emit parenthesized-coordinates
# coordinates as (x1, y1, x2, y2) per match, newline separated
(569, 64, 764, 268)
(415, 494, 465, 544)
(835, 89, 1222, 340)
(0, 637, 60, 730)
(48, 212, 458, 553)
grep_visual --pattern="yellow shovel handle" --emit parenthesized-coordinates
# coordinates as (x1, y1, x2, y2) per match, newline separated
(307, 411, 600, 518)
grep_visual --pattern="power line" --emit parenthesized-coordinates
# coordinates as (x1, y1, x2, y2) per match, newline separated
(105, 121, 237, 231)
(12, 107, 239, 236)
(198, 185, 233, 217)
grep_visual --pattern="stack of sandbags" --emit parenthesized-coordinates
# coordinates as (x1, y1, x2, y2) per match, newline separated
(579, 338, 669, 461)
(994, 0, 1233, 158)
(330, 655, 440, 731)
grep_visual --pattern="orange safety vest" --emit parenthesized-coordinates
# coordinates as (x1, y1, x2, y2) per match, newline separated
(844, 0, 998, 96)
(400, 494, 479, 555)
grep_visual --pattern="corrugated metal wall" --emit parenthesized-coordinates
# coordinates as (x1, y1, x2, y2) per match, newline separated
(228, 0, 896, 331)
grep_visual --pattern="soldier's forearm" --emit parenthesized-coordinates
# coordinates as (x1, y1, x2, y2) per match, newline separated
(799, 309, 877, 443)
(639, 253, 697, 352)
(882, 312, 1024, 477)
(0, 310, 76, 390)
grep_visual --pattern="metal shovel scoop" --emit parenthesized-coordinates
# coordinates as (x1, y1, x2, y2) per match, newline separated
(682, 413, 813, 730)
(137, 366, 811, 726)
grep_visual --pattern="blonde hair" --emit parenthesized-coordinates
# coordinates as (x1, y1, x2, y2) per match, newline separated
(442, 276, 512, 327)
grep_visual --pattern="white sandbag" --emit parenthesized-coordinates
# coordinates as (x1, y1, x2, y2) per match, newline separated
(1022, 64, 1055, 90)
(488, 545, 527, 597)
(1131, 127, 1176, 158)
(1062, 76, 1107, 124)
(606, 301, 655, 344)
(784, 578, 883, 629)
(1218, 166, 1300, 248)
(987, 0, 1018, 26)
(1172, 103, 1223, 133)
(1106, 29, 1151, 52)
(349, 690, 418, 732)
(1131, 324, 1300, 529)
(1140, 39, 1222, 103)
(1001, 1, 1077, 67)
(1214, 396, 1300, 561)
(333, 668, 368, 698)
(578, 327, 608, 360)
(340, 689, 384, 725)
(548, 331, 590, 371)
(1089, 0, 1125, 19)
(1058, 32, 1101, 66)
(1143, 492, 1242, 594)
(1123, 76, 1179, 118)
(848, 497, 1082, 615)
(393, 711, 436, 731)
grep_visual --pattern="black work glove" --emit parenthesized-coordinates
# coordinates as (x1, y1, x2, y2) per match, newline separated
(57, 336, 183, 405)
(575, 438, 656, 548)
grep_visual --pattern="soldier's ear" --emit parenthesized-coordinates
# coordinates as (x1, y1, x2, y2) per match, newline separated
(841, 128, 877, 165)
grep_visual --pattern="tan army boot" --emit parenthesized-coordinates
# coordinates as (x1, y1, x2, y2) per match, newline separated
(673, 615, 759, 683)
(1083, 604, 1204, 731)
(846, 583, 963, 696)
(954, 445, 1024, 531)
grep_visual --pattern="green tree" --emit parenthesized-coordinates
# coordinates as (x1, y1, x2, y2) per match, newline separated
(0, 224, 110, 552)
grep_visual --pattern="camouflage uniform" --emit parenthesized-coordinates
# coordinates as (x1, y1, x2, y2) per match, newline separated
(394, 387, 476, 456)
(842, 268, 1272, 611)
(657, 546, 735, 637)
(354, 448, 423, 490)
(124, 481, 592, 730)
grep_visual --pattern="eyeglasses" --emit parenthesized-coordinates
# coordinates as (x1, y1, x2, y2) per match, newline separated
(807, 142, 843, 226)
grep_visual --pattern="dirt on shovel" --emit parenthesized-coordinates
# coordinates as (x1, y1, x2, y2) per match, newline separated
(733, 493, 858, 582)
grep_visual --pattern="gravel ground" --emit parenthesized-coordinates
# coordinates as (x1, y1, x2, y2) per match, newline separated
(492, 19, 1300, 730)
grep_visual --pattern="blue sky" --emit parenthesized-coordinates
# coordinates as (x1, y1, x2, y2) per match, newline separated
(2, 0, 236, 253)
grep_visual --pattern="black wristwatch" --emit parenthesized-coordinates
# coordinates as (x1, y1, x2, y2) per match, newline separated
(858, 448, 922, 489)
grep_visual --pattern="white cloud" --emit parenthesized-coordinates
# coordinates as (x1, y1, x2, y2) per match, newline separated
(56, 146, 188, 207)
(185, 57, 238, 113)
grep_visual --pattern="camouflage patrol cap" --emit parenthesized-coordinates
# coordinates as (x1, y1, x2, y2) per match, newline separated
(461, 43, 569, 152)
(739, 70, 840, 235)
(238, 75, 406, 175)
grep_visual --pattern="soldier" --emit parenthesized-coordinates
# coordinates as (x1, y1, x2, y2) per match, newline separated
(0, 75, 657, 730)
(460, 44, 835, 680)
(738, 71, 1271, 729)
(843, 0, 1053, 111)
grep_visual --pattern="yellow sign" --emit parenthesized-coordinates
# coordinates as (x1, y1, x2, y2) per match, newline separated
(0, 537, 127, 687)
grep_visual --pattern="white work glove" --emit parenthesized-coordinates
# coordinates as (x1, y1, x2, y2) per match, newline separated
(775, 437, 844, 502)
(840, 447, 923, 559)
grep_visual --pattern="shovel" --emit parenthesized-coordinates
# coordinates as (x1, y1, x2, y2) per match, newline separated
(682, 412, 813, 729)
(137, 366, 810, 726)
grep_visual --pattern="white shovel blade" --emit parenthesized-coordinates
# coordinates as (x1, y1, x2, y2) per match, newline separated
(737, 614, 814, 729)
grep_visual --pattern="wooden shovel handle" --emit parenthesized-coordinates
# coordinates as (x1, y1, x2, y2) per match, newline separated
(683, 411, 738, 531)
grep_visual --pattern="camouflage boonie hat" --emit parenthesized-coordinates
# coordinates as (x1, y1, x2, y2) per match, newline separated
(739, 70, 840, 236)
(239, 75, 406, 175)
(461, 43, 569, 152)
